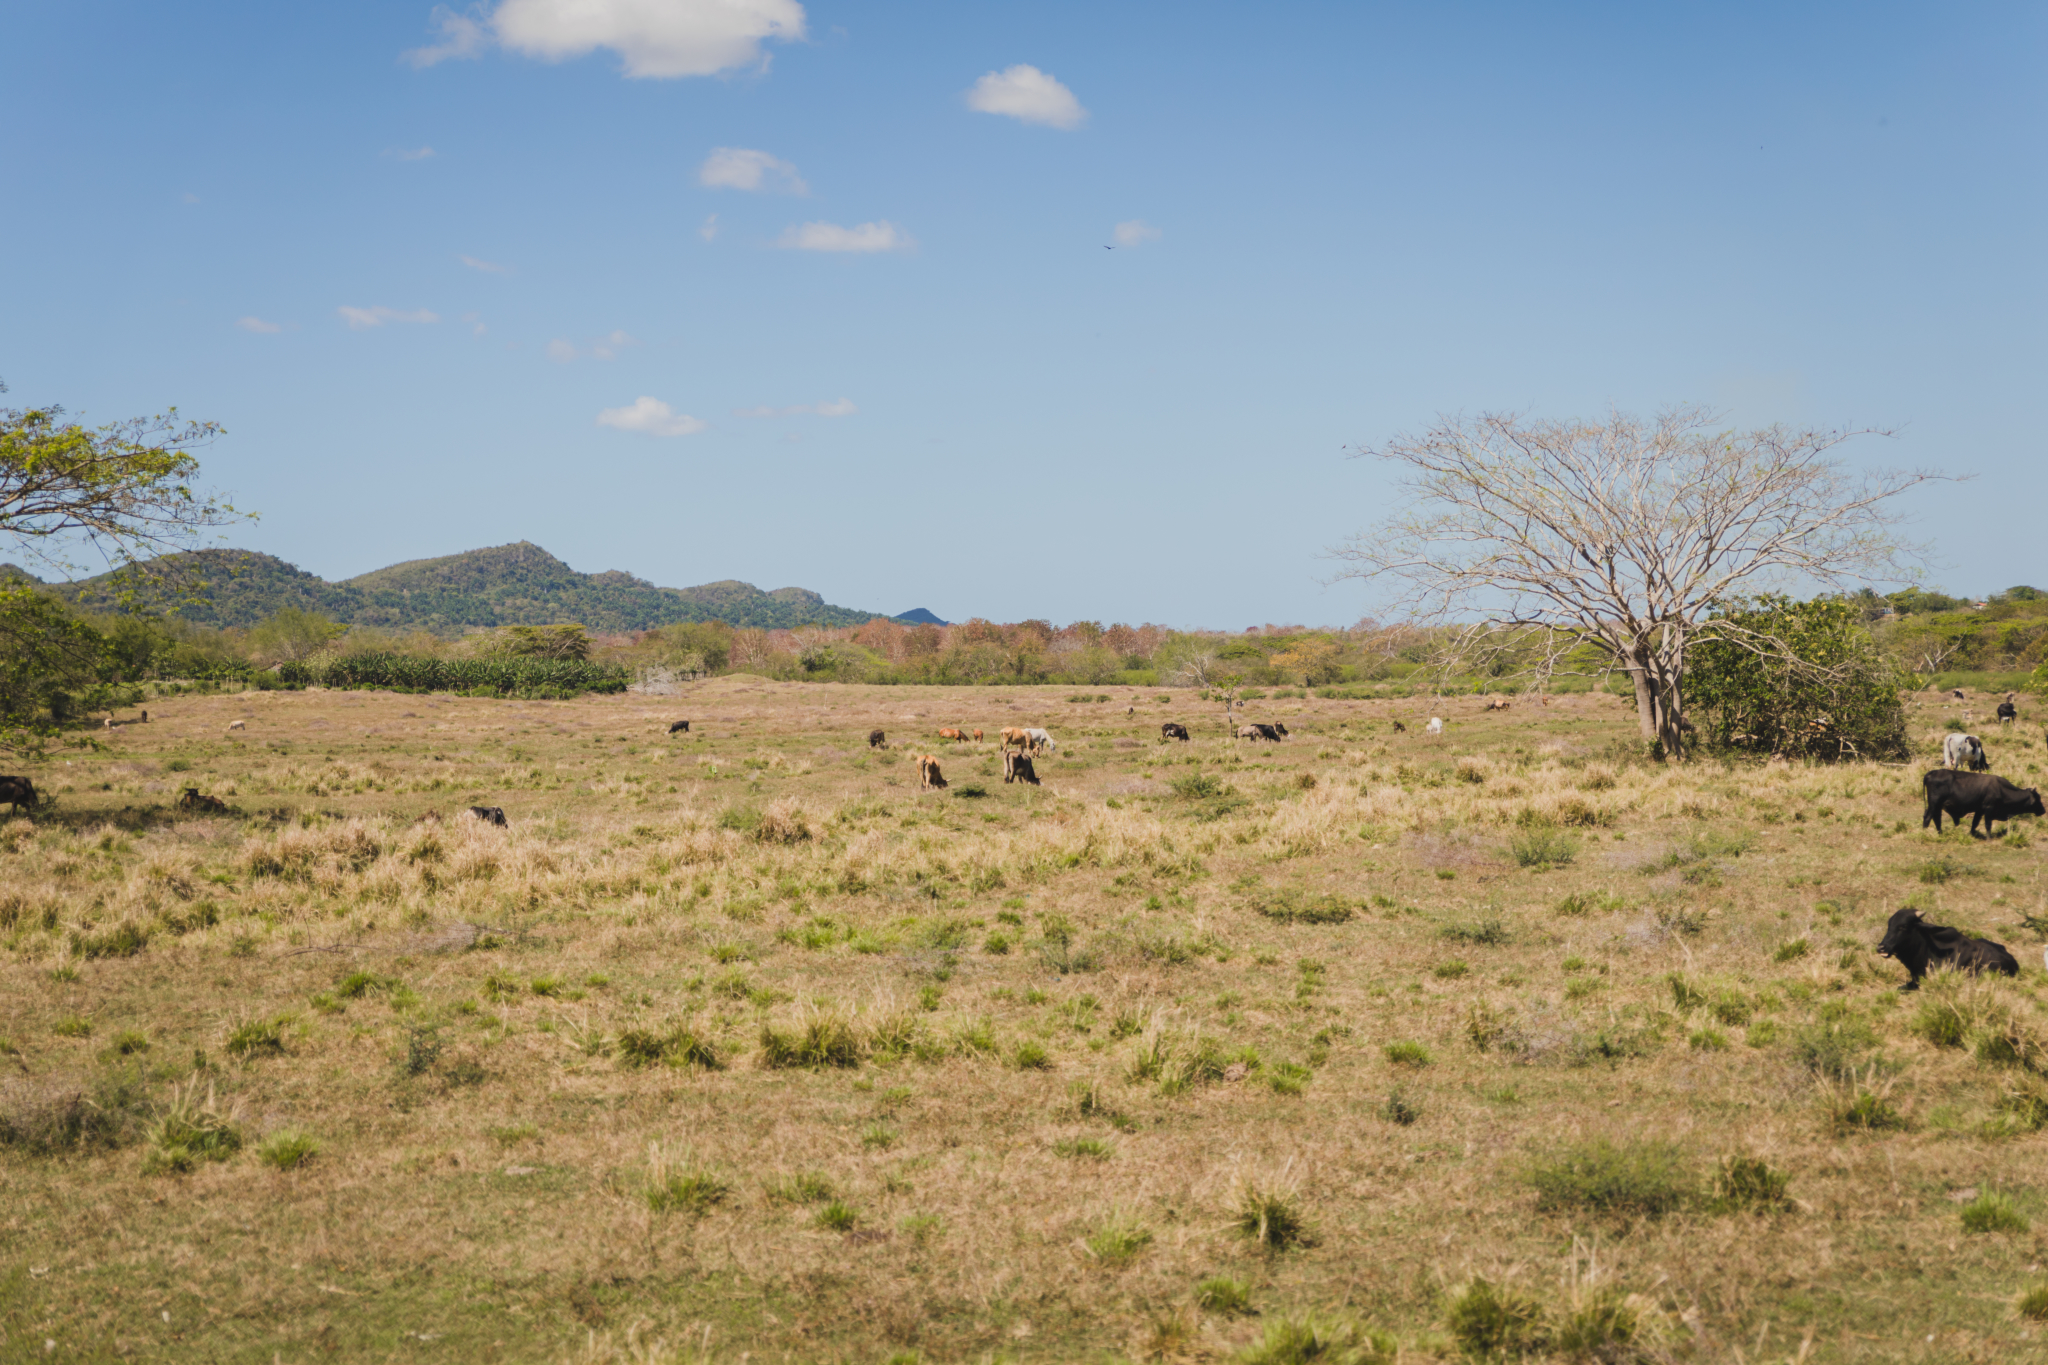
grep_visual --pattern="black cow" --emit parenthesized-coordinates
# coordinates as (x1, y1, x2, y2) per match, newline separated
(868, 729, 887, 748)
(1390, 720, 1406, 733)
(468, 806, 509, 827)
(1922, 770, 2045, 837)
(177, 787, 229, 814)
(1160, 722, 1190, 742)
(1997, 698, 2019, 726)
(1876, 906, 2020, 990)
(0, 775, 37, 815)
(668, 720, 690, 734)
(1237, 722, 1290, 742)
(1003, 751, 1040, 785)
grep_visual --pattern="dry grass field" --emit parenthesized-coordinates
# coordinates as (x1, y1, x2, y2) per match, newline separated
(4, 678, 2048, 1364)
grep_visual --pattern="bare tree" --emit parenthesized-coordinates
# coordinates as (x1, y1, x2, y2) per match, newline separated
(1331, 406, 1943, 758)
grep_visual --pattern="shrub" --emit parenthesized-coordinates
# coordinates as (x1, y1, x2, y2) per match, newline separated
(1510, 825, 1580, 868)
(1709, 1155, 1791, 1212)
(1054, 1136, 1113, 1160)
(72, 921, 149, 959)
(1772, 937, 1810, 963)
(1689, 1028, 1729, 1052)
(1439, 917, 1509, 945)
(1525, 1139, 1692, 1220)
(2016, 1283, 2048, 1321)
(1444, 1278, 1548, 1359)
(766, 1171, 835, 1204)
(1086, 1210, 1154, 1265)
(1196, 1275, 1254, 1316)
(1960, 1191, 2029, 1234)
(1233, 1317, 1396, 1365)
(645, 1158, 728, 1215)
(394, 1021, 441, 1076)
(1685, 595, 1910, 761)
(143, 1081, 243, 1174)
(1234, 1179, 1312, 1251)
(1269, 1061, 1313, 1096)
(1250, 888, 1356, 925)
(1011, 1041, 1052, 1070)
(815, 1200, 859, 1232)
(259, 1129, 318, 1171)
(1382, 1090, 1421, 1126)
(1383, 1041, 1432, 1069)
(1432, 960, 1469, 980)
(616, 1025, 721, 1071)
(1787, 1018, 1879, 1081)
(758, 1006, 863, 1069)
(1831, 1090, 1909, 1132)
(225, 1016, 289, 1059)
(0, 1070, 149, 1153)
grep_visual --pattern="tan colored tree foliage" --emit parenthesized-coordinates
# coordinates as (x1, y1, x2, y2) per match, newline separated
(1332, 406, 1940, 757)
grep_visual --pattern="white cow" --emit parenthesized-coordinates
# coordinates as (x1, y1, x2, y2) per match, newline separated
(1943, 732, 1988, 771)
(1425, 717, 1444, 737)
(1024, 727, 1058, 753)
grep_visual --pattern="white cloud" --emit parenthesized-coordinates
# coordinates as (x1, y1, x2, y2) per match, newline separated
(733, 397, 857, 418)
(1113, 219, 1161, 247)
(404, 6, 489, 67)
(338, 305, 439, 329)
(459, 253, 508, 273)
(700, 213, 719, 242)
(409, 0, 805, 79)
(386, 145, 436, 161)
(237, 316, 282, 334)
(590, 330, 637, 360)
(597, 396, 706, 437)
(777, 221, 912, 253)
(965, 64, 1086, 129)
(699, 147, 806, 194)
(546, 338, 578, 362)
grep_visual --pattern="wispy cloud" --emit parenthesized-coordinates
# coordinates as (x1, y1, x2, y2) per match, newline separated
(547, 330, 637, 362)
(237, 316, 283, 334)
(777, 221, 912, 253)
(700, 213, 719, 242)
(1113, 220, 1162, 247)
(459, 253, 508, 273)
(734, 398, 857, 418)
(699, 147, 807, 194)
(406, 0, 805, 79)
(597, 396, 706, 437)
(385, 146, 436, 161)
(338, 305, 439, 329)
(546, 338, 577, 363)
(966, 64, 1087, 129)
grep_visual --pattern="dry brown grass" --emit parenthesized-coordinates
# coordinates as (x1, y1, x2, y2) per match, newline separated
(1, 680, 2046, 1361)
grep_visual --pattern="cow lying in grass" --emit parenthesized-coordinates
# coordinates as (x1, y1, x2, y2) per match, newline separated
(1876, 906, 2019, 990)
(178, 788, 229, 814)
(1003, 751, 1039, 785)
(1922, 770, 2044, 836)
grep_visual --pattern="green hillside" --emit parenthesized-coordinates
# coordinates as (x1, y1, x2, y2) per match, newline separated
(44, 542, 892, 633)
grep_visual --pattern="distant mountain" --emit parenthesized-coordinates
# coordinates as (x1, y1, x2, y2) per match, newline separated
(44, 542, 905, 633)
(895, 607, 950, 626)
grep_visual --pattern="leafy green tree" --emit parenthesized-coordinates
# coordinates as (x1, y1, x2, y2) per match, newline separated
(492, 623, 591, 661)
(1686, 596, 1909, 761)
(0, 584, 108, 754)
(249, 608, 345, 665)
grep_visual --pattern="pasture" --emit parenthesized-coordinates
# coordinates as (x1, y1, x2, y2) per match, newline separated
(2, 679, 2046, 1364)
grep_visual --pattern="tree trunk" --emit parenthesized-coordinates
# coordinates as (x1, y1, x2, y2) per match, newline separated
(1624, 640, 1688, 761)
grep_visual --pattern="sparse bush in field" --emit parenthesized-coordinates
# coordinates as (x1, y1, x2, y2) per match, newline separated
(1054, 1136, 1113, 1159)
(860, 1122, 896, 1149)
(1086, 1209, 1153, 1265)
(0, 1068, 149, 1153)
(615, 1025, 720, 1071)
(1510, 825, 1579, 868)
(815, 1200, 859, 1232)
(1011, 1040, 1051, 1070)
(1828, 1088, 1909, 1133)
(1444, 1278, 1548, 1359)
(1555, 891, 1628, 917)
(1249, 887, 1356, 925)
(1433, 960, 1469, 980)
(1234, 1178, 1312, 1251)
(336, 971, 392, 999)
(1382, 1090, 1420, 1126)
(226, 1015, 290, 1059)
(72, 921, 149, 959)
(1269, 1061, 1313, 1096)
(1196, 1275, 1254, 1316)
(1709, 1155, 1791, 1213)
(1787, 1017, 1880, 1080)
(1960, 1191, 2029, 1234)
(766, 1171, 835, 1204)
(1383, 1041, 1432, 1069)
(259, 1129, 318, 1171)
(52, 1016, 92, 1039)
(1440, 917, 1509, 945)
(143, 1080, 243, 1175)
(899, 1212, 941, 1244)
(105, 1029, 149, 1057)
(1525, 1139, 1692, 1220)
(1552, 1285, 1666, 1360)
(1233, 1316, 1396, 1365)
(1772, 937, 1810, 963)
(758, 1004, 864, 1069)
(2017, 1283, 2048, 1321)
(391, 1020, 441, 1077)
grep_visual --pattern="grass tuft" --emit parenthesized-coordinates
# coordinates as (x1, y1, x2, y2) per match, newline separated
(1524, 1139, 1692, 1220)
(1960, 1190, 2029, 1234)
(258, 1129, 318, 1171)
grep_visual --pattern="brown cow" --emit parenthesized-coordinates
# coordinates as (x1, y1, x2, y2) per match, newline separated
(972, 729, 984, 742)
(1004, 751, 1040, 785)
(1000, 726, 1030, 752)
(916, 754, 949, 790)
(938, 728, 967, 742)
(869, 730, 887, 748)
(1485, 697, 1512, 711)
(177, 787, 230, 814)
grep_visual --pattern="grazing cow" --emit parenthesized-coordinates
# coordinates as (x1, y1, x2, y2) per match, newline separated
(1425, 717, 1445, 736)
(938, 728, 967, 743)
(1235, 723, 1288, 742)
(1922, 770, 2045, 836)
(1997, 694, 2019, 727)
(668, 720, 691, 734)
(0, 775, 37, 815)
(916, 754, 948, 790)
(972, 729, 984, 742)
(1000, 726, 1030, 752)
(1950, 688, 1967, 702)
(1003, 751, 1040, 785)
(1161, 722, 1191, 742)
(1942, 732, 1989, 771)
(1484, 697, 1512, 712)
(869, 730, 887, 748)
(1876, 906, 2020, 990)
(1390, 720, 1406, 733)
(177, 787, 228, 814)
(468, 806, 509, 827)
(1023, 727, 1058, 753)
(228, 720, 246, 731)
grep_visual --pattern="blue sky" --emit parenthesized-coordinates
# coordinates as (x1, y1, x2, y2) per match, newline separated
(3, 1, 2042, 627)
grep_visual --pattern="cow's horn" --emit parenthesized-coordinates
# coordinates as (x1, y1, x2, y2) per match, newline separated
(1913, 908, 1925, 919)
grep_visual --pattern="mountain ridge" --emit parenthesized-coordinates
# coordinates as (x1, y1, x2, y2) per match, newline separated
(31, 542, 919, 633)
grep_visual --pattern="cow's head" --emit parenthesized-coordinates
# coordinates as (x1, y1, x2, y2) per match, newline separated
(1876, 906, 1924, 958)
(2028, 789, 2047, 818)
(1273, 723, 1289, 736)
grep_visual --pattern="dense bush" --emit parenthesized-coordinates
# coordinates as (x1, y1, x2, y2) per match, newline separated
(277, 652, 627, 697)
(1686, 596, 1909, 761)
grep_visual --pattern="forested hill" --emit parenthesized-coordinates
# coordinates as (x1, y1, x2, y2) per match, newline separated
(31, 542, 895, 632)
